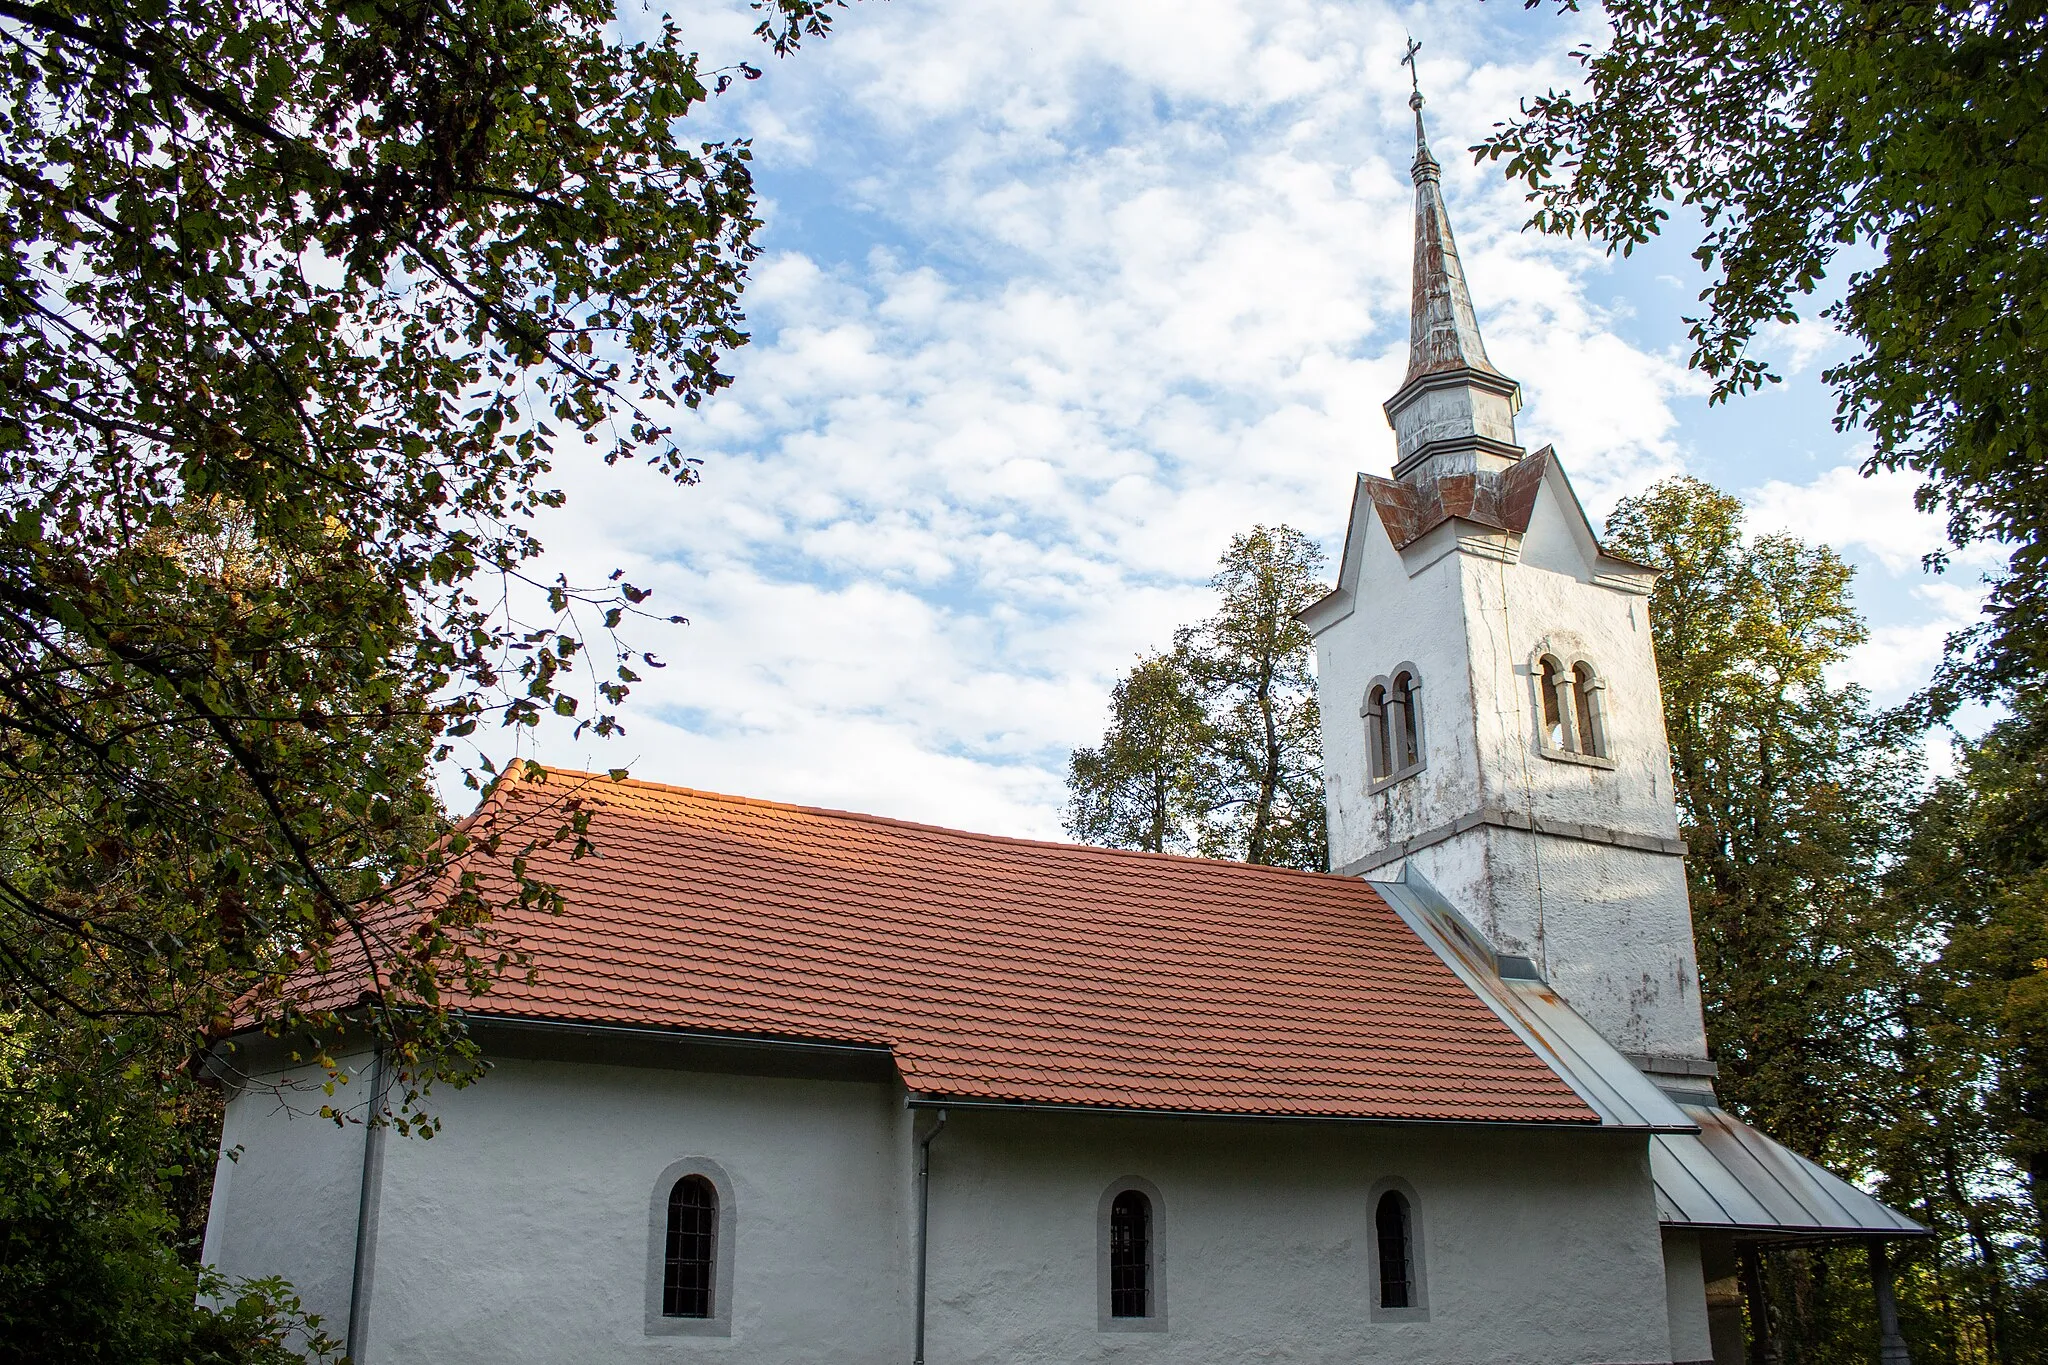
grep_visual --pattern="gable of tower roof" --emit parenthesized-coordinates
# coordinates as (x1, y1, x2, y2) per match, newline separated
(1299, 447, 1655, 635)
(1362, 445, 1552, 551)
(280, 768, 1606, 1126)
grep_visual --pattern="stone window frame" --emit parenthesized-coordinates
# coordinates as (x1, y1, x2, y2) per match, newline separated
(1366, 1177, 1430, 1323)
(1097, 1176, 1168, 1333)
(1362, 664, 1426, 792)
(645, 1157, 736, 1337)
(1532, 646, 1615, 770)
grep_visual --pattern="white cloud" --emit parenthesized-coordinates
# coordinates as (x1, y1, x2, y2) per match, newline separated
(496, 0, 1790, 837)
(1754, 317, 1844, 376)
(1747, 463, 1951, 574)
(1838, 583, 1986, 699)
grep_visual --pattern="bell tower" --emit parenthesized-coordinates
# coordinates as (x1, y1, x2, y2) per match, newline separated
(1300, 72, 1711, 1074)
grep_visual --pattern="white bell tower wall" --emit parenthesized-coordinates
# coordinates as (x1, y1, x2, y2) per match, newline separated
(1305, 455, 1708, 1064)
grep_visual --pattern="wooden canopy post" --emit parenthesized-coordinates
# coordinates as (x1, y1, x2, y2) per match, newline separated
(1738, 1243, 1780, 1365)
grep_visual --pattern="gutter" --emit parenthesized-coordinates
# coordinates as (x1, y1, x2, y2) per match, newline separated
(902, 1094, 1639, 1131)
(455, 1012, 895, 1060)
(912, 1107, 948, 1365)
(345, 1045, 389, 1363)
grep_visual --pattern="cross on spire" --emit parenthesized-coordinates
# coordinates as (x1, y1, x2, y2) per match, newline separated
(1400, 36, 1434, 168)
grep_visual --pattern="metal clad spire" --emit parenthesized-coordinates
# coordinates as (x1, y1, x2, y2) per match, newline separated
(1382, 41, 1522, 483)
(1400, 42, 1496, 383)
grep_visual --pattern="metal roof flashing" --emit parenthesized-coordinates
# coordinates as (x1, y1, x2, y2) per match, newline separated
(1371, 867, 1928, 1241)
(1368, 870, 1697, 1134)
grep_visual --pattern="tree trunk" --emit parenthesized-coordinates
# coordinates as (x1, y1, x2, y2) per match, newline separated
(1939, 1146, 2008, 1362)
(2027, 1146, 2048, 1252)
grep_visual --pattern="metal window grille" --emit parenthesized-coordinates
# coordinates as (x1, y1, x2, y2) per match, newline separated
(1375, 1190, 1412, 1309)
(1108, 1190, 1151, 1318)
(663, 1176, 717, 1318)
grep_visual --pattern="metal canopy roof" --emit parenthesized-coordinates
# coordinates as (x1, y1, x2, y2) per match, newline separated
(1653, 1104, 1928, 1239)
(1375, 869, 1926, 1240)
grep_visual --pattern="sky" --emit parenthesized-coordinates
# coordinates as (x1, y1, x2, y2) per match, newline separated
(510, 0, 1995, 837)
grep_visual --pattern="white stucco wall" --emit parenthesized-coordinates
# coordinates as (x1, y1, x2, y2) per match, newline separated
(206, 1048, 1682, 1364)
(354, 1054, 912, 1364)
(203, 1051, 378, 1344)
(1316, 503, 1484, 866)
(1310, 454, 1709, 1061)
(1404, 832, 1703, 1057)
(922, 1110, 1672, 1365)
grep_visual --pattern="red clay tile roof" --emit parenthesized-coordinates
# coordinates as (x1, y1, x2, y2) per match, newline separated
(295, 769, 1597, 1124)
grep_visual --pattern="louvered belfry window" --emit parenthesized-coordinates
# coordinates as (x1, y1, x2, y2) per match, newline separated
(663, 1175, 717, 1318)
(1376, 1190, 1413, 1309)
(1109, 1189, 1152, 1318)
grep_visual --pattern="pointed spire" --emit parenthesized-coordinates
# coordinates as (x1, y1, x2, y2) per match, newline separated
(1383, 42, 1524, 483)
(1402, 70, 1496, 383)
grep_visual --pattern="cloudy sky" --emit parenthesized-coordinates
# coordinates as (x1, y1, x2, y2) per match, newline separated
(512, 0, 1989, 837)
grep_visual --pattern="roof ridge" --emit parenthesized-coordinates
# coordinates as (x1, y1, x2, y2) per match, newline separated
(518, 765, 1355, 883)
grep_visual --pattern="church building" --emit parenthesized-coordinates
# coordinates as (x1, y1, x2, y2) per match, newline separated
(201, 87, 1921, 1365)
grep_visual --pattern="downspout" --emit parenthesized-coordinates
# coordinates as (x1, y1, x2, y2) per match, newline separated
(345, 1045, 389, 1363)
(912, 1108, 948, 1365)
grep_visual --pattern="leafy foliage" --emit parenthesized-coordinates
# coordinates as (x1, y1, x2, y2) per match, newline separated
(1485, 0, 2048, 700)
(0, 0, 846, 1356)
(1064, 653, 1206, 856)
(1605, 477, 1919, 1158)
(0, 0, 846, 1108)
(1, 1016, 340, 1364)
(1066, 526, 1325, 870)
(1863, 697, 2048, 1361)
(1608, 477, 2048, 1358)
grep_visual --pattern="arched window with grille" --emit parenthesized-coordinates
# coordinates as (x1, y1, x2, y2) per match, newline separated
(1368, 1179, 1427, 1321)
(645, 1159, 733, 1337)
(1110, 1190, 1150, 1317)
(1375, 1190, 1412, 1308)
(1099, 1178, 1166, 1331)
(664, 1176, 717, 1318)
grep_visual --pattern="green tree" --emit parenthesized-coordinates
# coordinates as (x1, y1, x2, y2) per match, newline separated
(1871, 758, 2046, 1363)
(1605, 478, 1917, 1156)
(1, 1016, 342, 1364)
(1888, 699, 2048, 1250)
(1066, 525, 1326, 870)
(0, 2, 849, 1356)
(1485, 0, 2048, 700)
(1608, 477, 1938, 1357)
(0, 0, 849, 1102)
(1064, 652, 1207, 855)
